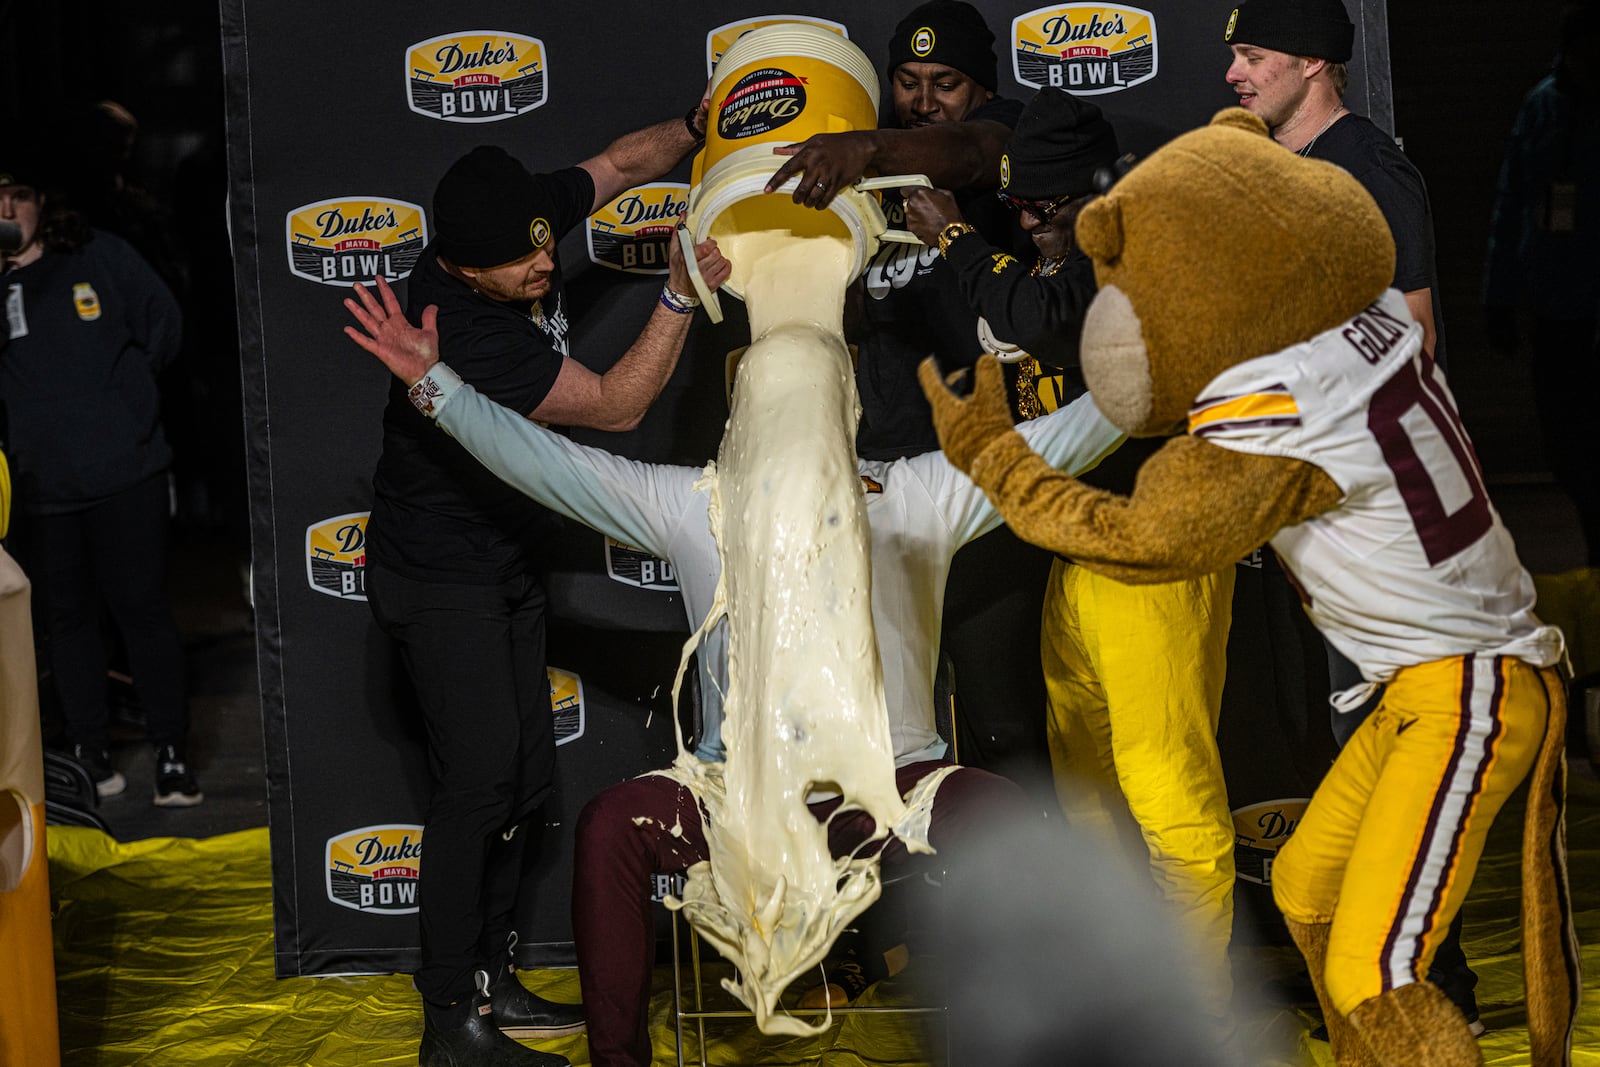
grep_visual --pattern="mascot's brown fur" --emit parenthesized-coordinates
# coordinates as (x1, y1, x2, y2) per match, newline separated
(921, 109, 1579, 1066)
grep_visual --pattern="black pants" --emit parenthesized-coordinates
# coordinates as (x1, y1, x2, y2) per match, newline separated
(13, 473, 188, 751)
(366, 561, 556, 1009)
(940, 525, 1055, 803)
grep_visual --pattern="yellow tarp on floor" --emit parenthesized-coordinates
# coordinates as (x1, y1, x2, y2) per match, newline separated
(49, 770, 1600, 1066)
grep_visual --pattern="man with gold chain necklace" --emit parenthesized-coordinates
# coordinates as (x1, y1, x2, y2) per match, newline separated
(903, 88, 1244, 1046)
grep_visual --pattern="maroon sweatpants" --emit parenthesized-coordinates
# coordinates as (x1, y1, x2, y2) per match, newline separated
(571, 760, 1026, 1067)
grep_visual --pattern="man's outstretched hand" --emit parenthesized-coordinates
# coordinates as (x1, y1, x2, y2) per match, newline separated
(764, 131, 878, 208)
(918, 354, 1018, 474)
(343, 275, 439, 386)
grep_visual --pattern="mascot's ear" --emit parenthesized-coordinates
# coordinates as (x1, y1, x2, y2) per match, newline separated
(1209, 107, 1270, 136)
(1076, 196, 1123, 264)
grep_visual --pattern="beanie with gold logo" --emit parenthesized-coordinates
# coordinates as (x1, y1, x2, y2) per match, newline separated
(886, 0, 998, 91)
(1224, 0, 1355, 62)
(432, 146, 561, 269)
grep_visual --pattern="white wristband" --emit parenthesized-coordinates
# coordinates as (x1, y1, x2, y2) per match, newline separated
(406, 363, 463, 418)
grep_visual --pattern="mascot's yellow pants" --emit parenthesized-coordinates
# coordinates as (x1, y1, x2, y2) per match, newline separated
(1041, 559, 1237, 1017)
(1273, 654, 1555, 1016)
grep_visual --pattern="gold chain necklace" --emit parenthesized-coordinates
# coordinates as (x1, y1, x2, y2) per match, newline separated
(1013, 255, 1070, 420)
(1297, 105, 1346, 157)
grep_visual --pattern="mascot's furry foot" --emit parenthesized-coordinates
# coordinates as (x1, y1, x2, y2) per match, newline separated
(1348, 981, 1484, 1067)
(1285, 920, 1377, 1067)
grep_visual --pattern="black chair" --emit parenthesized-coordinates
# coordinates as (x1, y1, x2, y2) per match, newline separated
(42, 749, 111, 834)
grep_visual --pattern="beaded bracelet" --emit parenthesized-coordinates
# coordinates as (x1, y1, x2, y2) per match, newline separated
(684, 104, 706, 144)
(659, 285, 700, 315)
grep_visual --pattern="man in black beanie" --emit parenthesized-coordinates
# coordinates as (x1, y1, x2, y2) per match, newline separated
(1224, 0, 1478, 1052)
(353, 113, 728, 1067)
(1224, 0, 1442, 366)
(903, 89, 1243, 1048)
(766, 0, 1014, 212)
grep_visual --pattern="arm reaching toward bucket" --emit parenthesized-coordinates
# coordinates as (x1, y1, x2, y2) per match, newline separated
(346, 240, 731, 432)
(765, 121, 1011, 209)
(579, 92, 710, 212)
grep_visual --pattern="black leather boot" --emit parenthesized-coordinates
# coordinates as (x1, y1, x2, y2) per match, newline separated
(419, 970, 571, 1067)
(489, 960, 587, 1039)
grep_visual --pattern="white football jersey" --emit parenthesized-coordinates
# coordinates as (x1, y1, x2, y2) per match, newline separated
(1188, 289, 1563, 683)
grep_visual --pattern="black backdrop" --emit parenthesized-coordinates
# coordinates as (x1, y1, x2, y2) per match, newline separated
(220, 1, 1391, 977)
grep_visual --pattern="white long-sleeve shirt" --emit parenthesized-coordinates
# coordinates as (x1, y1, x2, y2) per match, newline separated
(421, 363, 1123, 763)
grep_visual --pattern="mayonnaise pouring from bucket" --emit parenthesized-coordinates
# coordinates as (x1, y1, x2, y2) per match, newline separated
(659, 24, 943, 1034)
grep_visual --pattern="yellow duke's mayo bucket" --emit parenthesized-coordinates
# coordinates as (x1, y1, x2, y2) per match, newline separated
(680, 23, 927, 321)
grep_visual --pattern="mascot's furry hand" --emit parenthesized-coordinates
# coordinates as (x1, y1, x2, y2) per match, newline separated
(917, 355, 1019, 473)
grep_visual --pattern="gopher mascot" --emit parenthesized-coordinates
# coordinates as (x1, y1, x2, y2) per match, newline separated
(920, 109, 1580, 1067)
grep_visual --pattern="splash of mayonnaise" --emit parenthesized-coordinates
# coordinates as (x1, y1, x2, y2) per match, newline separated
(660, 230, 937, 1035)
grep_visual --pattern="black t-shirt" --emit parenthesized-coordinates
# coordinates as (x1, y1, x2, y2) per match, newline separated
(852, 95, 1027, 460)
(368, 165, 594, 583)
(1310, 113, 1447, 367)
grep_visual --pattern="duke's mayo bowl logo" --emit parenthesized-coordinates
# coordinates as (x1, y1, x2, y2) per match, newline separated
(549, 666, 585, 746)
(604, 535, 679, 589)
(717, 67, 808, 140)
(306, 512, 368, 601)
(326, 824, 422, 914)
(912, 26, 936, 55)
(587, 183, 689, 274)
(406, 32, 547, 122)
(705, 16, 847, 75)
(1012, 5, 1158, 95)
(1232, 797, 1311, 885)
(285, 198, 427, 287)
(72, 282, 102, 321)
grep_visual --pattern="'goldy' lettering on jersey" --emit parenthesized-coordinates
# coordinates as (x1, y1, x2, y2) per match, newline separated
(1340, 301, 1410, 365)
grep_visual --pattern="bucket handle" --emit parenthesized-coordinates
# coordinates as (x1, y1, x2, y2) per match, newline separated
(857, 173, 933, 245)
(676, 224, 724, 324)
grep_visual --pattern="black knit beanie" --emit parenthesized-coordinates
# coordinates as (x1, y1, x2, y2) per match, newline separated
(886, 0, 998, 91)
(432, 146, 561, 268)
(1000, 89, 1120, 201)
(1224, 0, 1355, 62)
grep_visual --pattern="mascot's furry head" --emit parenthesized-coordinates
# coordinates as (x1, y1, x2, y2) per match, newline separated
(1073, 108, 1392, 436)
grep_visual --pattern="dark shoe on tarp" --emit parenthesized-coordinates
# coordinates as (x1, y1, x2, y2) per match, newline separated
(489, 962, 586, 1038)
(421, 971, 571, 1067)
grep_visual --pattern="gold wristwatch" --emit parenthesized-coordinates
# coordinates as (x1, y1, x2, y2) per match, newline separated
(936, 221, 976, 256)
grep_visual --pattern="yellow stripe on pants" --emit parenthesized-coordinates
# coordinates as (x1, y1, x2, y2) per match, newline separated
(1040, 559, 1237, 1018)
(1272, 654, 1551, 1015)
